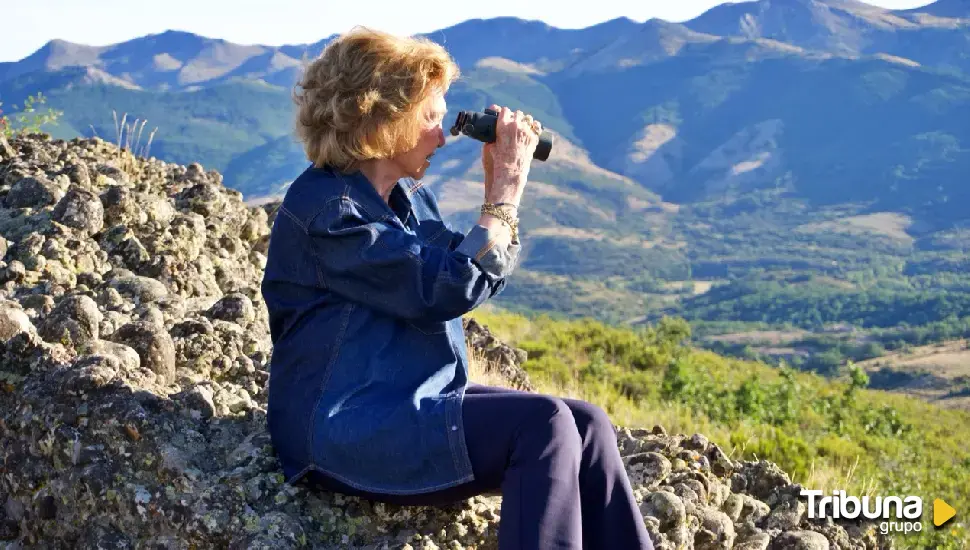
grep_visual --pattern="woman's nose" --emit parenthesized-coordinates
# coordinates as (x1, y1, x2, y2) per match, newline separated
(437, 126, 446, 147)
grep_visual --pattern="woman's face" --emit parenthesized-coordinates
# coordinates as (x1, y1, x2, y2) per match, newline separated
(392, 89, 448, 181)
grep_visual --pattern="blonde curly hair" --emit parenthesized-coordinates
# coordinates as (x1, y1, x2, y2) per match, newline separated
(293, 27, 460, 173)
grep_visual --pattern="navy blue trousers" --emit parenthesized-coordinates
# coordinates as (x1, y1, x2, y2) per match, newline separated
(304, 382, 654, 550)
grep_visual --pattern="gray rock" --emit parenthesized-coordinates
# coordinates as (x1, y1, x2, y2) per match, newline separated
(810, 522, 852, 549)
(5, 176, 62, 208)
(764, 493, 806, 531)
(640, 490, 686, 530)
(234, 511, 306, 550)
(145, 196, 176, 226)
(7, 232, 45, 264)
(708, 443, 736, 476)
(98, 225, 151, 269)
(109, 274, 169, 304)
(96, 163, 130, 185)
(171, 316, 215, 338)
(19, 293, 54, 315)
(683, 433, 710, 452)
(77, 339, 141, 371)
(673, 482, 701, 504)
(96, 286, 125, 310)
(739, 460, 792, 500)
(740, 494, 772, 524)
(3, 260, 26, 283)
(5, 495, 25, 521)
(694, 506, 736, 550)
(174, 383, 217, 419)
(721, 492, 744, 522)
(770, 530, 830, 550)
(37, 294, 102, 348)
(100, 185, 143, 227)
(462, 317, 533, 391)
(109, 321, 175, 382)
(52, 186, 105, 235)
(707, 478, 731, 508)
(136, 305, 165, 328)
(76, 271, 103, 289)
(736, 532, 771, 550)
(0, 302, 34, 340)
(625, 452, 672, 487)
(206, 292, 255, 325)
(77, 525, 132, 549)
(63, 162, 91, 187)
(62, 354, 122, 392)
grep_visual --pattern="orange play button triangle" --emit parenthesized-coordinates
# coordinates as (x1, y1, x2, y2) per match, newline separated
(934, 499, 956, 527)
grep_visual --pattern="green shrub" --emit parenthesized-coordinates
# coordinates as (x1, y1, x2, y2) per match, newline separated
(0, 93, 62, 137)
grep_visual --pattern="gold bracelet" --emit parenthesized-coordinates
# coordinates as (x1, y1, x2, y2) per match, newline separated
(481, 202, 519, 244)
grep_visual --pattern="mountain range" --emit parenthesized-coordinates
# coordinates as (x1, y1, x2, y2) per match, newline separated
(2, 0, 969, 335)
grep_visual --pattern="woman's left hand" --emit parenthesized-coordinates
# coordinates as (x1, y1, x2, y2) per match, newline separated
(481, 104, 500, 198)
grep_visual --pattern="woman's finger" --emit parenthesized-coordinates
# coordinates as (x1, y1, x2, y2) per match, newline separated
(499, 106, 514, 131)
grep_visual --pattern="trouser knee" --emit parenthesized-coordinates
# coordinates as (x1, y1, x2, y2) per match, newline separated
(579, 402, 619, 450)
(520, 395, 583, 466)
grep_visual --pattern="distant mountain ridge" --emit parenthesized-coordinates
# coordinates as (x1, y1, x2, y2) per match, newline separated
(685, 0, 970, 75)
(0, 30, 325, 90)
(903, 0, 970, 18)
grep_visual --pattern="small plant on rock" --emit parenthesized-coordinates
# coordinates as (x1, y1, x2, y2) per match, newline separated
(0, 93, 62, 138)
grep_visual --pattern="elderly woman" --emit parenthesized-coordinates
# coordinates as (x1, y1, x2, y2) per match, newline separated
(260, 27, 654, 549)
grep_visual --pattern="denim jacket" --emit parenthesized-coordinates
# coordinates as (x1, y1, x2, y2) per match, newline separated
(260, 164, 520, 494)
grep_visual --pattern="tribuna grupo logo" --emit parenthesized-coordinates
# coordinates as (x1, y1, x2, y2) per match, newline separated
(801, 489, 957, 535)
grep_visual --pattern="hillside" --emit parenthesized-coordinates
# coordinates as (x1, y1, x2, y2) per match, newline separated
(907, 0, 970, 18)
(856, 339, 970, 408)
(9, 133, 965, 548)
(685, 0, 970, 75)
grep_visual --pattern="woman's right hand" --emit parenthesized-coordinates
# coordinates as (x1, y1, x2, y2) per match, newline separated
(485, 105, 541, 206)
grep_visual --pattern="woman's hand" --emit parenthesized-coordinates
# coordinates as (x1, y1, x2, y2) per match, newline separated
(481, 104, 499, 200)
(484, 104, 541, 206)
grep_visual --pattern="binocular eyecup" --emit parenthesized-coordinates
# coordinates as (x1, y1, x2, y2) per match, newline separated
(449, 108, 553, 161)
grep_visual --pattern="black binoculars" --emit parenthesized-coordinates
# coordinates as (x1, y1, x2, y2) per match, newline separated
(449, 108, 554, 161)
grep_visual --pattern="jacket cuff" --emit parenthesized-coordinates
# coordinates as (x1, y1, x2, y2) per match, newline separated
(455, 224, 520, 280)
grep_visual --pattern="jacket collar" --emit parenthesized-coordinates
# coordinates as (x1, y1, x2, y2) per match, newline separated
(327, 165, 416, 227)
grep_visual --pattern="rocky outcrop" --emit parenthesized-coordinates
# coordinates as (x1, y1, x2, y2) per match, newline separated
(462, 317, 533, 392)
(0, 134, 891, 548)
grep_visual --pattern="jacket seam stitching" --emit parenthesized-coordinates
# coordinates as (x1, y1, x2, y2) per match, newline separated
(315, 262, 329, 289)
(312, 194, 385, 228)
(278, 205, 308, 232)
(475, 238, 499, 262)
(427, 226, 449, 244)
(372, 221, 425, 266)
(307, 301, 355, 467)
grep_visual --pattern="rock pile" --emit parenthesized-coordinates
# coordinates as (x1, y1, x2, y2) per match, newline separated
(0, 134, 891, 548)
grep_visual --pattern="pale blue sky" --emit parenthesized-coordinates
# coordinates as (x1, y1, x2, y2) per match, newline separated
(2, 0, 934, 62)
